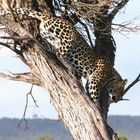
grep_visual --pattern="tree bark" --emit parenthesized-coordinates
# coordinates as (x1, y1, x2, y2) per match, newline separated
(23, 44, 116, 140)
(0, 0, 136, 140)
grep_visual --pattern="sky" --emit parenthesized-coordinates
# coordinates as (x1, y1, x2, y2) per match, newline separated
(0, 0, 140, 119)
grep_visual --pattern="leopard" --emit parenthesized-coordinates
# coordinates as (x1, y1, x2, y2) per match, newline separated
(0, 7, 127, 107)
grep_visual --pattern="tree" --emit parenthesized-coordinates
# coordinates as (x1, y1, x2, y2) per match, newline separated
(0, 0, 139, 140)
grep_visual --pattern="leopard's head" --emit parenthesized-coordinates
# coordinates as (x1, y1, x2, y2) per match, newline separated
(107, 79, 127, 104)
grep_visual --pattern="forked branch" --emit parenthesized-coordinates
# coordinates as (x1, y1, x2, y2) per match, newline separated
(18, 84, 39, 129)
(109, 0, 129, 20)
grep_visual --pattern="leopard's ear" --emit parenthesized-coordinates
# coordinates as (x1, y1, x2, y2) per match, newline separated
(117, 79, 128, 88)
(122, 79, 128, 86)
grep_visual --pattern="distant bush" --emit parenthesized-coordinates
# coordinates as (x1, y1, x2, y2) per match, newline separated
(35, 134, 53, 140)
(119, 136, 127, 140)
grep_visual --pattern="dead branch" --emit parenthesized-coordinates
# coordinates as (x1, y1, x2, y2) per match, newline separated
(18, 84, 39, 129)
(124, 73, 140, 94)
(112, 21, 140, 33)
(0, 72, 41, 86)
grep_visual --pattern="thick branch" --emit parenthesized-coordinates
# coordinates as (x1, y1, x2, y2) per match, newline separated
(109, 0, 129, 20)
(0, 72, 41, 86)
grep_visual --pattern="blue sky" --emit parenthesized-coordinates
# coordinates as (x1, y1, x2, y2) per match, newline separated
(0, 0, 140, 119)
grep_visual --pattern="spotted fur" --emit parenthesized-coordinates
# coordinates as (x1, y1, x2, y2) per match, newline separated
(0, 8, 127, 106)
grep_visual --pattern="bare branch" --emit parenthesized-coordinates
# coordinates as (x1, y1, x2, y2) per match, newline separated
(0, 72, 41, 86)
(124, 73, 140, 94)
(0, 40, 22, 55)
(18, 84, 39, 129)
(112, 19, 140, 33)
(0, 41, 12, 49)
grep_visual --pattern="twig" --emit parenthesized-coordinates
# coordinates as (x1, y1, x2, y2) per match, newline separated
(18, 86, 31, 129)
(18, 84, 39, 129)
(124, 73, 140, 94)
(0, 36, 30, 41)
(0, 41, 12, 49)
(0, 41, 23, 55)
(28, 86, 39, 108)
(112, 22, 140, 33)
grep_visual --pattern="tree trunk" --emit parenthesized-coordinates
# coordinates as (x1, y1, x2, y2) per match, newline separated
(23, 44, 117, 140)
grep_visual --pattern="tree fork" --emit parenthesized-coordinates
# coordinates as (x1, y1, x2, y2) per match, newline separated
(22, 41, 119, 140)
